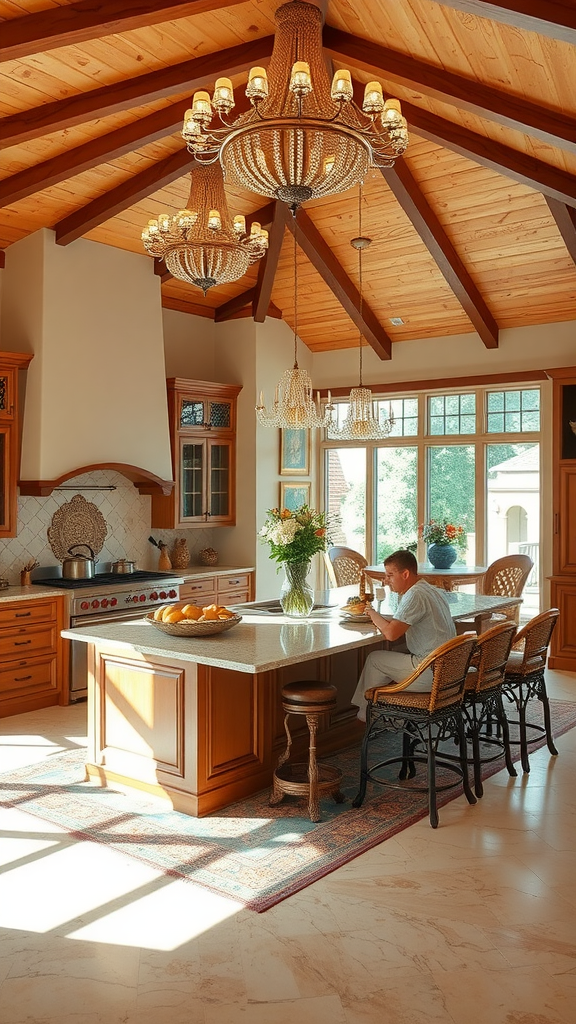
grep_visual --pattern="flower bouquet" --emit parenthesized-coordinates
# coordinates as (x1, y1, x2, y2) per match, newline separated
(419, 519, 467, 549)
(419, 518, 467, 568)
(260, 505, 331, 616)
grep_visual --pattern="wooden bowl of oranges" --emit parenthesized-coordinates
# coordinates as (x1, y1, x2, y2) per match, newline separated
(146, 602, 242, 637)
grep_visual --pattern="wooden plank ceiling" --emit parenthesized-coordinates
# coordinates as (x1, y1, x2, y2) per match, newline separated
(1, 0, 576, 357)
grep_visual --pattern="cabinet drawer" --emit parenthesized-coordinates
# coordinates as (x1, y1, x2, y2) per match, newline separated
(0, 599, 58, 628)
(217, 573, 251, 595)
(0, 656, 58, 701)
(226, 591, 250, 607)
(0, 624, 57, 660)
(180, 578, 217, 600)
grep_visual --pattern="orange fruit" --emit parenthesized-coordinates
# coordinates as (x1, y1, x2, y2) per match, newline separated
(165, 609, 185, 623)
(181, 604, 203, 620)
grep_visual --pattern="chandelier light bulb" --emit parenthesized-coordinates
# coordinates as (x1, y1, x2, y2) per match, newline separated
(331, 69, 353, 102)
(213, 77, 235, 113)
(363, 81, 384, 113)
(289, 60, 312, 96)
(246, 66, 269, 100)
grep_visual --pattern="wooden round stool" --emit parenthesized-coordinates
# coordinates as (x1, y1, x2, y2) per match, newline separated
(269, 681, 345, 822)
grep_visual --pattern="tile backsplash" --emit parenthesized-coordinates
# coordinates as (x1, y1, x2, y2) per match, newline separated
(0, 470, 215, 582)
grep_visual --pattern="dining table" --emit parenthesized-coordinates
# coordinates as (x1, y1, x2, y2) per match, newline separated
(366, 563, 488, 592)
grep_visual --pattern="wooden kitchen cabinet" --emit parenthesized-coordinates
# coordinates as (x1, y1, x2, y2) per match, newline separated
(0, 596, 66, 717)
(0, 351, 33, 537)
(548, 368, 576, 670)
(179, 570, 254, 608)
(151, 379, 242, 529)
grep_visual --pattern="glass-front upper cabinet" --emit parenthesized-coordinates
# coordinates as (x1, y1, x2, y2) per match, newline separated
(151, 379, 242, 530)
(179, 438, 233, 525)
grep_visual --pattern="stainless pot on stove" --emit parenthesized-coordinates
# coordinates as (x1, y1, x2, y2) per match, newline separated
(62, 544, 97, 579)
(110, 558, 137, 574)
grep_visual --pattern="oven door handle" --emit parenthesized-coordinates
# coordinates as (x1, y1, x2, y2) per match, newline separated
(70, 609, 150, 627)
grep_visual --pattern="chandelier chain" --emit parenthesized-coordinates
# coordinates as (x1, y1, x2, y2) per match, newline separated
(358, 183, 364, 388)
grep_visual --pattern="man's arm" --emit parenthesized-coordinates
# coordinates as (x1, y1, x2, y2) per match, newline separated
(365, 605, 409, 643)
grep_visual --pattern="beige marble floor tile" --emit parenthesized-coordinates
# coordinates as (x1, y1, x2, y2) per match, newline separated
(434, 963, 573, 1024)
(203, 993, 348, 1024)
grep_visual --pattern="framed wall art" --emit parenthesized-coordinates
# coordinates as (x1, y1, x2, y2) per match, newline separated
(280, 427, 310, 476)
(280, 481, 311, 512)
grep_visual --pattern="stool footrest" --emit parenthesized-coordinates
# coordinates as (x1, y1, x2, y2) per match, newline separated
(274, 762, 342, 797)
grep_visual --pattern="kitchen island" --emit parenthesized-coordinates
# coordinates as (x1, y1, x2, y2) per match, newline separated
(63, 589, 521, 816)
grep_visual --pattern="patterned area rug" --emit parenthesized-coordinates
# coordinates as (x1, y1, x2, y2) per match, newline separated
(2, 699, 575, 912)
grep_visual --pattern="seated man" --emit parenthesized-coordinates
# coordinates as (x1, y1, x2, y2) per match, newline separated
(351, 549, 456, 721)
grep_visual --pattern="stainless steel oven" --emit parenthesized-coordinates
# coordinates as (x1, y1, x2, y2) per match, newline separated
(32, 570, 183, 701)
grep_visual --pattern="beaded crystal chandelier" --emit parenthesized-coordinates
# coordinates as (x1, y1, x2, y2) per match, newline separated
(328, 187, 394, 441)
(181, 1, 409, 210)
(141, 160, 268, 293)
(256, 219, 334, 429)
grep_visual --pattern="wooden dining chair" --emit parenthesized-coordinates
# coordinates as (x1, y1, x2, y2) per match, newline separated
(352, 633, 478, 828)
(502, 608, 560, 773)
(324, 546, 368, 588)
(461, 621, 518, 797)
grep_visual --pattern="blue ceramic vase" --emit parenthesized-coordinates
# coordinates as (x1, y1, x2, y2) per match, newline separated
(427, 543, 457, 569)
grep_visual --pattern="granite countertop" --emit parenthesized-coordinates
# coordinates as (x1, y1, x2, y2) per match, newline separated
(61, 588, 521, 675)
(0, 584, 68, 603)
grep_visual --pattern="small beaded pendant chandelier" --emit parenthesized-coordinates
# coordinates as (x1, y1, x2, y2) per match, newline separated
(328, 185, 394, 440)
(256, 217, 334, 429)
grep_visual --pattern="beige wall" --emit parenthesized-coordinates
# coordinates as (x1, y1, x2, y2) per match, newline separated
(162, 308, 216, 379)
(311, 320, 576, 387)
(1, 230, 173, 482)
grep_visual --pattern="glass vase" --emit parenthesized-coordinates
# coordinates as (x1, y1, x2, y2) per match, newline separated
(280, 561, 314, 618)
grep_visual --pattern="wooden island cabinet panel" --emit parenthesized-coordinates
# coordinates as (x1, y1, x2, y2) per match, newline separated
(0, 596, 66, 717)
(86, 640, 378, 817)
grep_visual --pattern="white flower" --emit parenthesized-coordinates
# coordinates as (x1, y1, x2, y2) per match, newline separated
(269, 519, 300, 545)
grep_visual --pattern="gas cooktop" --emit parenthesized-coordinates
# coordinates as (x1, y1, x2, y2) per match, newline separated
(32, 570, 182, 590)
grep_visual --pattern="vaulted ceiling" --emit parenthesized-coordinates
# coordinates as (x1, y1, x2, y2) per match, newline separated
(2, 0, 576, 359)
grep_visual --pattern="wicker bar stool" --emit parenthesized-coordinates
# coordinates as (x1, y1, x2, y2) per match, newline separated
(270, 681, 345, 822)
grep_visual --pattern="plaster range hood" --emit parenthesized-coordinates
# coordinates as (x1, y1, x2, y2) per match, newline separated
(6, 230, 175, 497)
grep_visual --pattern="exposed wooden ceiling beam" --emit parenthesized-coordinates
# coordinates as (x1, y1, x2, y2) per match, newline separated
(154, 260, 172, 283)
(0, 37, 273, 149)
(214, 288, 256, 322)
(286, 208, 392, 361)
(0, 0, 248, 62)
(403, 100, 576, 209)
(381, 162, 499, 349)
(0, 105, 187, 206)
(324, 26, 576, 155)
(54, 148, 192, 245)
(545, 198, 576, 265)
(253, 203, 287, 323)
(0, 251, 5, 269)
(426, 1, 576, 46)
(161, 294, 214, 318)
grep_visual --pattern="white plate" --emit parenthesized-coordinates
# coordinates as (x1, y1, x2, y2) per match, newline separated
(341, 611, 371, 622)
